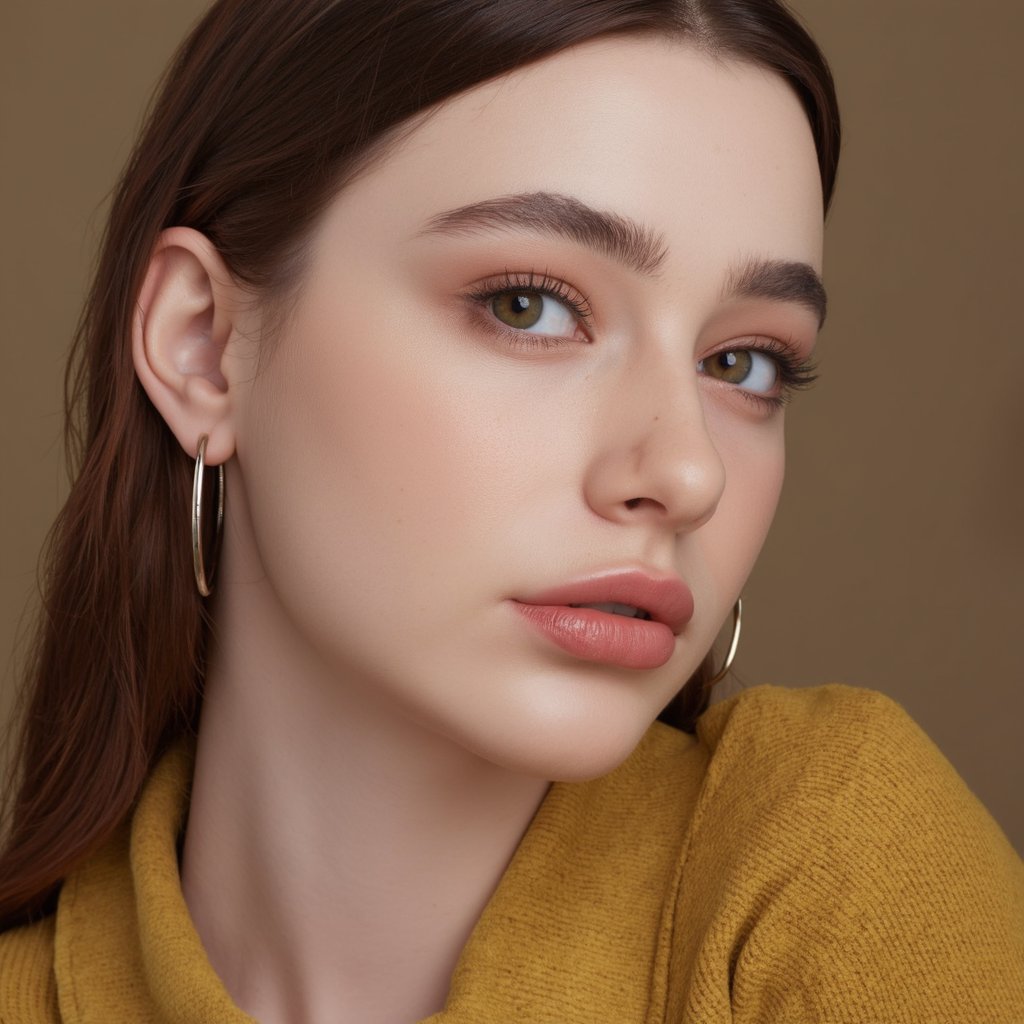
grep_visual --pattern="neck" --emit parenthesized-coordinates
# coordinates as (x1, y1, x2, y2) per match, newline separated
(180, 586, 550, 1024)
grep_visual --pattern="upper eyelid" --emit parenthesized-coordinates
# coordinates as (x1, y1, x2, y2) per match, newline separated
(702, 335, 799, 359)
(465, 273, 594, 328)
(468, 270, 591, 304)
(465, 282, 816, 407)
(704, 331, 806, 364)
(464, 272, 812, 360)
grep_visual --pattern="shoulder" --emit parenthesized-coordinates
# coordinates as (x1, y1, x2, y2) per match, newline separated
(692, 682, 1023, 898)
(696, 682, 988, 823)
(699, 680, 923, 761)
(673, 684, 1024, 1020)
(0, 915, 61, 1022)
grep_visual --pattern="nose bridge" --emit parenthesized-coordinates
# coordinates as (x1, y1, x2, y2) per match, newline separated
(585, 345, 727, 532)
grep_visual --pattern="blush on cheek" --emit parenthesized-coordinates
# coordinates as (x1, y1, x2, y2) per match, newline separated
(712, 437, 785, 585)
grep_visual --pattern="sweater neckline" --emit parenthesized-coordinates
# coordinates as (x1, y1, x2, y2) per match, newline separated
(55, 723, 702, 1023)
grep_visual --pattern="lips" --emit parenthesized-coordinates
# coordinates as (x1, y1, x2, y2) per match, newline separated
(509, 568, 695, 670)
(514, 569, 694, 635)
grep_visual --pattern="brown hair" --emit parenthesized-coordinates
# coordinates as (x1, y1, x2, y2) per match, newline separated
(0, 0, 839, 931)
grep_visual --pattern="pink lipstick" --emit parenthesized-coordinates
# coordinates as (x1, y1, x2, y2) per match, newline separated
(512, 569, 694, 670)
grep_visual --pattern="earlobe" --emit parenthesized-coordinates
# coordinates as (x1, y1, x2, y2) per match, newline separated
(132, 226, 239, 464)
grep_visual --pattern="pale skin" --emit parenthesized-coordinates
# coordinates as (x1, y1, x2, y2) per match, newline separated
(132, 35, 823, 1024)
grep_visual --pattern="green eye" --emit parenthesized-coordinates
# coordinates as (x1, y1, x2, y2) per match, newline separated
(698, 340, 819, 411)
(470, 272, 589, 342)
(491, 291, 545, 329)
(703, 350, 755, 384)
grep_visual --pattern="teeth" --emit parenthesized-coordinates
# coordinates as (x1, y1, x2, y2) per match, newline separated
(570, 602, 651, 620)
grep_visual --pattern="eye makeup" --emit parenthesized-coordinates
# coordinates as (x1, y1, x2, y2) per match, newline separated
(462, 267, 818, 411)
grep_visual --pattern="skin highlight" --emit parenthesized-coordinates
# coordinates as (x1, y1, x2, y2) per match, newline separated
(132, 35, 823, 1024)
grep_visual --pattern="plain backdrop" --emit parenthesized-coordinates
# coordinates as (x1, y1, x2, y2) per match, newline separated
(2, 1, 1021, 853)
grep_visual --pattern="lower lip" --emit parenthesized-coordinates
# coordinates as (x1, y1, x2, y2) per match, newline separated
(512, 603, 677, 670)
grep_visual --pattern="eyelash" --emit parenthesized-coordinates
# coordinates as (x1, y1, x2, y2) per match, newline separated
(713, 337, 820, 412)
(465, 270, 818, 412)
(465, 269, 593, 344)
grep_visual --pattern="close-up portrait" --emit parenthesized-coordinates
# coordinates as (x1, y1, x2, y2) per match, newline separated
(1, 1, 1022, 1021)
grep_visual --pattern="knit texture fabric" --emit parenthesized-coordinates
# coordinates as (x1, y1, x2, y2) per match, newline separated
(2, 684, 1023, 1022)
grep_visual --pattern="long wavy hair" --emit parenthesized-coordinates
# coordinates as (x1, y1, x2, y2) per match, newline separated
(0, 0, 839, 931)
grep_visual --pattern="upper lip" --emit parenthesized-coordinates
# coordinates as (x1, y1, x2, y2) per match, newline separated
(514, 568, 695, 635)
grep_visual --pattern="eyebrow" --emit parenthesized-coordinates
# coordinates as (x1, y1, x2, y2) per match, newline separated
(417, 190, 669, 276)
(725, 256, 828, 328)
(418, 190, 827, 326)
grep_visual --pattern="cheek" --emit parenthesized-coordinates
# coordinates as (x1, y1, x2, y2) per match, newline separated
(259, 350, 441, 566)
(236, 297, 535, 627)
(704, 413, 786, 596)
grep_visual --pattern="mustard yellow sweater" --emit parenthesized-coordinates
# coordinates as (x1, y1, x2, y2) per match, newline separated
(2, 684, 1023, 1022)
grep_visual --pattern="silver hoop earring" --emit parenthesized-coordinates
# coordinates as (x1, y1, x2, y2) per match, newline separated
(192, 434, 224, 597)
(707, 597, 742, 685)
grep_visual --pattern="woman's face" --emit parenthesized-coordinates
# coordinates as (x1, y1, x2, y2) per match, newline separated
(222, 36, 824, 779)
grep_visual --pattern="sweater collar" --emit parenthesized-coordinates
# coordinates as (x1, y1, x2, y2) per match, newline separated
(55, 724, 701, 1023)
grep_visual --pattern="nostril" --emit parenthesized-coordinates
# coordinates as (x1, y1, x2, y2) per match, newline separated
(624, 496, 669, 513)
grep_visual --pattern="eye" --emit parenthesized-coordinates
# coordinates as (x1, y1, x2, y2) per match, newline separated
(465, 270, 593, 348)
(698, 349, 778, 395)
(489, 289, 578, 336)
(697, 339, 818, 411)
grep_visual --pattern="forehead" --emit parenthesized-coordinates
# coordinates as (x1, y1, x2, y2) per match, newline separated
(320, 35, 823, 279)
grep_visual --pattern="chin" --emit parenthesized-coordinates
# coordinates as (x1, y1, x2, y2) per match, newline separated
(451, 690, 664, 783)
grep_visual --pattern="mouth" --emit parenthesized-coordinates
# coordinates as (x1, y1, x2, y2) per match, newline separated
(509, 568, 695, 669)
(568, 601, 653, 621)
(515, 568, 694, 635)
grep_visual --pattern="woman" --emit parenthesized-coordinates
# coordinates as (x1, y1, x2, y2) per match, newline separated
(1, 1, 1021, 1021)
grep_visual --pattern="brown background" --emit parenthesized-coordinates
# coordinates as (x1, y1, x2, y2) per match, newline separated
(2, 2, 1021, 852)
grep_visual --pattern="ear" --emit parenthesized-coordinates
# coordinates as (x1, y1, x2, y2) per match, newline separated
(132, 227, 242, 465)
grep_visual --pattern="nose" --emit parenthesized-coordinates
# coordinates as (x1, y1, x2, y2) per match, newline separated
(582, 360, 726, 534)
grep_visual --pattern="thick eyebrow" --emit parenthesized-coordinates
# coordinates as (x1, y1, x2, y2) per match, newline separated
(416, 190, 668, 276)
(725, 256, 828, 328)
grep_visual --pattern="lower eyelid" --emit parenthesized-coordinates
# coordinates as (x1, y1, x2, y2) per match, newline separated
(463, 299, 570, 350)
(697, 342, 815, 413)
(467, 290, 589, 344)
(704, 339, 813, 378)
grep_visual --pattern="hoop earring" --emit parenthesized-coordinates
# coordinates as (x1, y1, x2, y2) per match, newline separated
(192, 434, 224, 597)
(707, 597, 742, 685)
